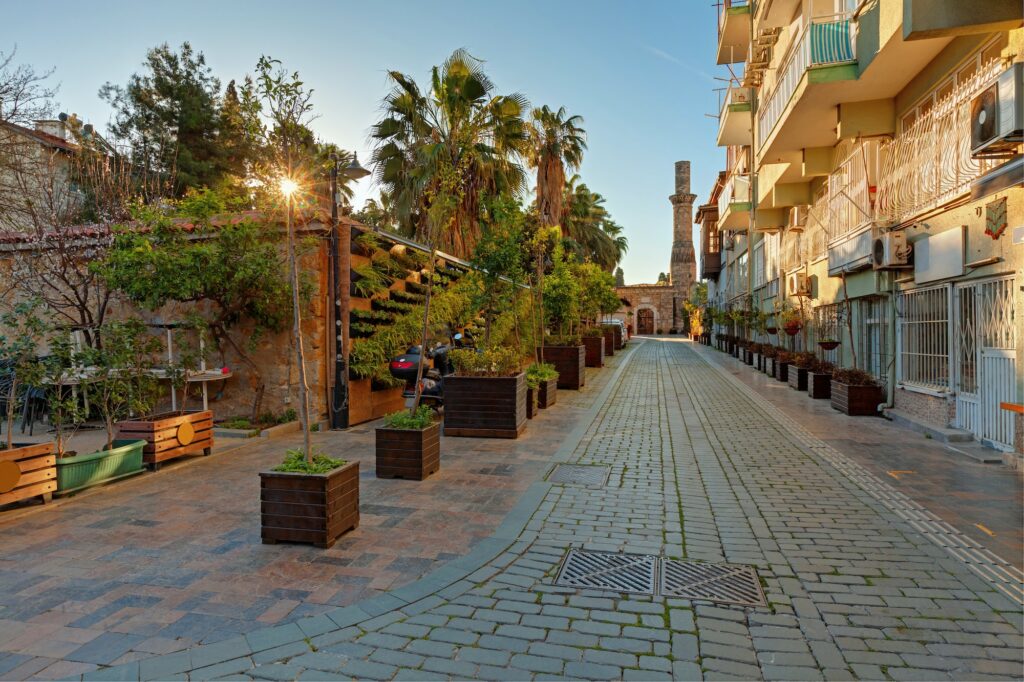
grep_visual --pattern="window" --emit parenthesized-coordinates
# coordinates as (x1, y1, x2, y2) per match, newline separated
(897, 285, 950, 392)
(859, 297, 891, 386)
(753, 240, 766, 289)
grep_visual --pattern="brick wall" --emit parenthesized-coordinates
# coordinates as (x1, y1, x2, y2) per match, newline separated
(892, 387, 955, 429)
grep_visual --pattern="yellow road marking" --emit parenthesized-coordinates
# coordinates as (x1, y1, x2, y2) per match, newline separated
(886, 470, 916, 480)
(974, 523, 996, 537)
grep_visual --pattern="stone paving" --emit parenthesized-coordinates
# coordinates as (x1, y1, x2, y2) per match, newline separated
(60, 337, 1024, 681)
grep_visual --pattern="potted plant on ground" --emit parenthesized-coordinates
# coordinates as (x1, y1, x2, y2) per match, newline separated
(375, 405, 439, 480)
(582, 328, 605, 368)
(787, 351, 816, 392)
(528, 363, 559, 409)
(762, 345, 777, 377)
(445, 347, 527, 438)
(749, 342, 764, 371)
(525, 373, 540, 419)
(808, 358, 834, 400)
(775, 350, 791, 382)
(601, 324, 616, 357)
(540, 242, 585, 389)
(578, 264, 618, 368)
(831, 367, 884, 416)
(0, 301, 55, 507)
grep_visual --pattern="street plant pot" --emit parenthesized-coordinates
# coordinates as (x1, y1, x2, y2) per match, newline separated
(0, 442, 56, 507)
(602, 328, 616, 357)
(117, 410, 213, 470)
(755, 354, 764, 372)
(55, 439, 145, 496)
(582, 336, 605, 368)
(831, 382, 883, 416)
(444, 373, 527, 438)
(526, 386, 538, 419)
(540, 346, 585, 390)
(765, 326, 778, 335)
(767, 358, 777, 378)
(776, 361, 790, 383)
(818, 341, 840, 351)
(787, 366, 809, 391)
(744, 349, 753, 365)
(537, 378, 558, 409)
(612, 326, 624, 349)
(783, 322, 802, 336)
(375, 421, 440, 480)
(260, 460, 359, 549)
(808, 373, 832, 399)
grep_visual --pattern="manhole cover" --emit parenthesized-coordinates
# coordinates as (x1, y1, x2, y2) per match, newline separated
(547, 464, 610, 486)
(555, 550, 657, 595)
(660, 559, 766, 607)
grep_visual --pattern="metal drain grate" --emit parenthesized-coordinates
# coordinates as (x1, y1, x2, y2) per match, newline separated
(661, 559, 766, 607)
(555, 550, 658, 594)
(547, 464, 610, 486)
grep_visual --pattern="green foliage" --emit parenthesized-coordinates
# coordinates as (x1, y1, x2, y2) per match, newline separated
(273, 448, 347, 474)
(526, 362, 559, 382)
(0, 300, 47, 449)
(576, 262, 619, 323)
(41, 327, 90, 456)
(352, 263, 391, 299)
(449, 347, 521, 377)
(614, 267, 625, 287)
(543, 241, 581, 336)
(382, 405, 435, 430)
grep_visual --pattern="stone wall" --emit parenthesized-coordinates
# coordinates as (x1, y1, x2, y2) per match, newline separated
(892, 387, 956, 429)
(613, 285, 677, 334)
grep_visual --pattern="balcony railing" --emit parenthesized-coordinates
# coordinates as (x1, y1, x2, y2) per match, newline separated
(757, 13, 856, 144)
(827, 140, 877, 243)
(877, 59, 1004, 225)
(718, 0, 751, 34)
(718, 171, 751, 218)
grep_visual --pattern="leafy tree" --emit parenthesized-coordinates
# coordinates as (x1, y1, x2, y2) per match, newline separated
(657, 272, 669, 284)
(0, 300, 46, 450)
(100, 42, 225, 195)
(471, 196, 528, 350)
(543, 240, 581, 339)
(41, 328, 88, 457)
(563, 176, 628, 270)
(577, 262, 618, 328)
(614, 267, 625, 287)
(526, 105, 586, 230)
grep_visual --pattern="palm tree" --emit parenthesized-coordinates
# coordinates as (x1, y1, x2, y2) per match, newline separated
(370, 49, 529, 257)
(562, 177, 628, 270)
(526, 105, 587, 228)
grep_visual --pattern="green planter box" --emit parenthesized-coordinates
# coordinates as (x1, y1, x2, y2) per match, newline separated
(55, 439, 146, 496)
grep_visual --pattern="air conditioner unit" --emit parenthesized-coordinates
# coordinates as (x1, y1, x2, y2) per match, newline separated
(971, 63, 1023, 157)
(788, 205, 809, 233)
(787, 272, 810, 296)
(872, 231, 911, 269)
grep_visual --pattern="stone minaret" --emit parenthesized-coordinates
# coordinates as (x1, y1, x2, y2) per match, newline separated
(670, 161, 697, 330)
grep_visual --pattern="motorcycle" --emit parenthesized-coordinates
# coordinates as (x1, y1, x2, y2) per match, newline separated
(388, 332, 475, 409)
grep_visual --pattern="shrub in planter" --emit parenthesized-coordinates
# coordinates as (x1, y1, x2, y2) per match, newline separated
(539, 335, 585, 390)
(260, 449, 359, 548)
(446, 347, 526, 438)
(808, 359, 834, 400)
(528, 363, 559, 409)
(600, 325, 616, 357)
(787, 352, 815, 391)
(831, 368, 884, 416)
(775, 351, 791, 382)
(582, 329, 605, 368)
(375, 406, 439, 480)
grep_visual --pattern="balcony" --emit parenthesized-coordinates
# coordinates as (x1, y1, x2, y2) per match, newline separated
(717, 0, 751, 65)
(757, 14, 858, 157)
(717, 171, 752, 232)
(716, 86, 753, 147)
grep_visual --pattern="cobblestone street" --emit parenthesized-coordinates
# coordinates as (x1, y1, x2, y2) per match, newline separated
(53, 337, 1022, 682)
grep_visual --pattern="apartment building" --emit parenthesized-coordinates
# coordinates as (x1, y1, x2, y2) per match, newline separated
(702, 0, 1023, 457)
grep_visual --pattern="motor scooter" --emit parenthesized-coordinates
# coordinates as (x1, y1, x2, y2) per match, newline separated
(388, 332, 475, 409)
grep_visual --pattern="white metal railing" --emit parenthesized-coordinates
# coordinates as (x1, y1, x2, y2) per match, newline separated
(718, 171, 751, 218)
(828, 140, 877, 242)
(806, 192, 829, 260)
(781, 229, 806, 272)
(758, 13, 856, 145)
(718, 86, 752, 139)
(877, 59, 1003, 225)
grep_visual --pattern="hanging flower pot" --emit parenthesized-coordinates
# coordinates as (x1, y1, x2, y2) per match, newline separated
(783, 321, 802, 336)
(818, 340, 840, 351)
(765, 326, 778, 334)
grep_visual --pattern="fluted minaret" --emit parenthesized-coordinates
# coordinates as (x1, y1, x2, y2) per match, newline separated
(670, 161, 697, 330)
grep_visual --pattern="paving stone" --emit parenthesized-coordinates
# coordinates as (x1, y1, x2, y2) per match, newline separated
(426, 627, 478, 645)
(458, 647, 511, 666)
(287, 652, 349, 672)
(565, 661, 622, 680)
(336, 659, 396, 680)
(509, 653, 564, 674)
(761, 664, 825, 681)
(476, 634, 531, 654)
(527, 642, 583, 661)
(597, 636, 652, 654)
(368, 648, 424, 669)
(250, 663, 305, 681)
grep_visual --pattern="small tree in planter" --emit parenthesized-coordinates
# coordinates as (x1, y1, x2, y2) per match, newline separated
(787, 351, 816, 391)
(375, 405, 439, 480)
(527, 362, 559, 409)
(540, 243, 585, 389)
(831, 367, 884, 416)
(807, 358, 835, 400)
(445, 347, 526, 438)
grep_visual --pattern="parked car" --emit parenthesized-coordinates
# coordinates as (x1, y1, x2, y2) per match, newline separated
(600, 319, 627, 339)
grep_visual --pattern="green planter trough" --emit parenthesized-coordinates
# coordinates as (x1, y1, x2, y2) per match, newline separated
(55, 439, 146, 496)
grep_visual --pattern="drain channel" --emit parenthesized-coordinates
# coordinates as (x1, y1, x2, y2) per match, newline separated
(547, 464, 611, 486)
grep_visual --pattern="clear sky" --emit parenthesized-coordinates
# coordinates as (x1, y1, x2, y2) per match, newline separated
(4, 0, 721, 284)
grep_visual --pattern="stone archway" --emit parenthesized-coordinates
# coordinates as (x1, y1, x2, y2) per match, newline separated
(637, 308, 655, 335)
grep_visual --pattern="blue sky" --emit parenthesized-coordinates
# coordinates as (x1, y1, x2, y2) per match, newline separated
(5, 0, 721, 284)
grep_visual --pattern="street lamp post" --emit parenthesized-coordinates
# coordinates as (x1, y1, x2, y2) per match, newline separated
(329, 152, 370, 430)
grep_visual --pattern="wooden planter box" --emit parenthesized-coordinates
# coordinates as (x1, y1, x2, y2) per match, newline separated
(755, 354, 763, 372)
(537, 378, 558, 409)
(767, 358, 777, 378)
(787, 366, 809, 391)
(526, 386, 538, 419)
(117, 410, 213, 470)
(0, 442, 56, 507)
(831, 382, 883, 416)
(776, 362, 790, 383)
(444, 373, 527, 438)
(602, 328, 616, 357)
(375, 422, 440, 481)
(348, 379, 406, 427)
(260, 461, 359, 549)
(743, 350, 753, 365)
(583, 336, 605, 368)
(612, 326, 624, 349)
(540, 346, 585, 390)
(56, 439, 145, 496)
(808, 373, 832, 399)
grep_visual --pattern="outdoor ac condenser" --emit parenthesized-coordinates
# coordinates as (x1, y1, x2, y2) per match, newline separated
(971, 62, 1023, 157)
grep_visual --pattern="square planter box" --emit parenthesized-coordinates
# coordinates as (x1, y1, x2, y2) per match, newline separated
(537, 378, 558, 409)
(375, 422, 440, 480)
(526, 386, 538, 419)
(602, 328, 616, 357)
(583, 336, 605, 368)
(539, 346, 585, 390)
(612, 326, 624, 349)
(260, 460, 359, 549)
(787, 366, 809, 392)
(755, 354, 764, 372)
(444, 373, 527, 438)
(117, 410, 213, 470)
(743, 349, 753, 365)
(0, 442, 56, 506)
(776, 362, 790, 383)
(808, 373, 832, 399)
(831, 382, 884, 416)
(56, 439, 145, 496)
(767, 358, 778, 378)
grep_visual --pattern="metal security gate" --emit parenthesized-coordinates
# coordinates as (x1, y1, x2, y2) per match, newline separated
(954, 277, 1016, 450)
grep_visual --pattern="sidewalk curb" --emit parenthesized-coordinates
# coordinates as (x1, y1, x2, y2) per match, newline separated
(81, 341, 645, 681)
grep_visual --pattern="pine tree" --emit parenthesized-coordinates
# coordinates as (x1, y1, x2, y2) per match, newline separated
(614, 266, 625, 287)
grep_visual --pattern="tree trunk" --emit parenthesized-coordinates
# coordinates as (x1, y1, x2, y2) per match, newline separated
(410, 249, 436, 416)
(286, 198, 313, 463)
(5, 378, 17, 450)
